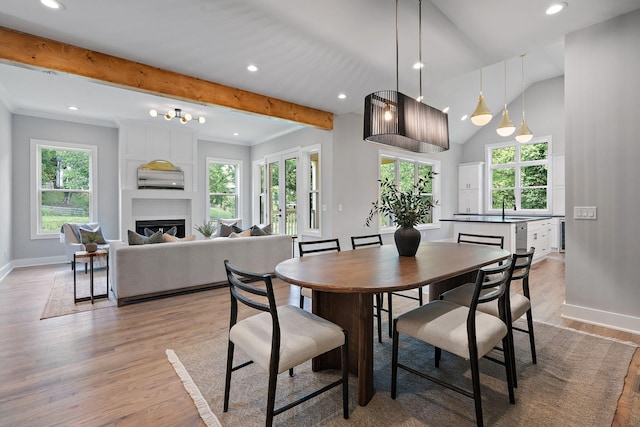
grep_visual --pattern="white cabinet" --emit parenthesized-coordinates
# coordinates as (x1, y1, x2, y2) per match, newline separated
(458, 162, 484, 214)
(550, 218, 559, 250)
(527, 219, 553, 261)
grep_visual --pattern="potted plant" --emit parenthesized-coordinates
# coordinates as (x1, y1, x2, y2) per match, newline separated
(366, 173, 436, 256)
(81, 233, 101, 253)
(193, 220, 216, 239)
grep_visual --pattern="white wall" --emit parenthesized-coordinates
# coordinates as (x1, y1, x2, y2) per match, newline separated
(0, 99, 12, 278)
(11, 115, 119, 264)
(563, 9, 640, 333)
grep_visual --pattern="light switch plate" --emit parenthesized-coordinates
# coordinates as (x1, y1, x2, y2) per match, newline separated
(574, 206, 597, 220)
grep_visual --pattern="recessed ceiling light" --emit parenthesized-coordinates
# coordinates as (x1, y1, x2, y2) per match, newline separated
(247, 65, 258, 72)
(338, 93, 347, 100)
(546, 2, 568, 15)
(67, 106, 78, 111)
(413, 62, 424, 70)
(41, 0, 64, 10)
(461, 114, 468, 121)
(442, 106, 450, 113)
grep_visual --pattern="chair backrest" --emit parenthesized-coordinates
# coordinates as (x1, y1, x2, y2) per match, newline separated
(351, 234, 383, 250)
(298, 238, 341, 256)
(457, 233, 504, 249)
(512, 247, 535, 281)
(224, 259, 279, 329)
(469, 258, 515, 323)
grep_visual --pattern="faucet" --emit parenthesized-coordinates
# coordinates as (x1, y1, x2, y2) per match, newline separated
(502, 197, 516, 220)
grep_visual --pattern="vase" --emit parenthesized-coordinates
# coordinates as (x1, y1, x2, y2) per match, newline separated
(85, 242, 98, 253)
(394, 226, 421, 257)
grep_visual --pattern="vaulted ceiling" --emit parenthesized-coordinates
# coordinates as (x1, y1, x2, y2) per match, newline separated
(1, 0, 639, 145)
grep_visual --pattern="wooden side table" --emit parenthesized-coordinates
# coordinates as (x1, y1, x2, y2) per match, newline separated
(73, 249, 109, 304)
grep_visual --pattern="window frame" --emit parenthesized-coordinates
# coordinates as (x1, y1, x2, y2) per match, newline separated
(485, 136, 552, 215)
(301, 144, 321, 237)
(206, 157, 242, 222)
(30, 139, 98, 240)
(377, 150, 441, 234)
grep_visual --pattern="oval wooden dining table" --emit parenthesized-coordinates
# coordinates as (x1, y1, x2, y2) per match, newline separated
(275, 241, 510, 406)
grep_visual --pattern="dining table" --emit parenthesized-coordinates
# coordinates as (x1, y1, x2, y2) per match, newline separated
(274, 241, 511, 406)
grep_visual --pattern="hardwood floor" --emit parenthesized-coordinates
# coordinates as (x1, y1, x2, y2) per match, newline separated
(0, 253, 637, 426)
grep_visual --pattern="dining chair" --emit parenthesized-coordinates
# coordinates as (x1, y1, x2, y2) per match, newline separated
(391, 259, 516, 427)
(223, 260, 349, 426)
(350, 234, 385, 343)
(297, 238, 341, 308)
(457, 232, 504, 248)
(440, 247, 537, 387)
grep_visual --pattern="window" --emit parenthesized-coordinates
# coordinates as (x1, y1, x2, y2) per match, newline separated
(378, 153, 440, 229)
(31, 140, 97, 238)
(207, 158, 241, 221)
(487, 138, 551, 213)
(307, 150, 320, 231)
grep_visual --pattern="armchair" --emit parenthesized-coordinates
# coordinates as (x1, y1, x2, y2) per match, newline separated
(60, 222, 111, 271)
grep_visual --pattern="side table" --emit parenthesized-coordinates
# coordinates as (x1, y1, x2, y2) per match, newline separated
(73, 249, 109, 304)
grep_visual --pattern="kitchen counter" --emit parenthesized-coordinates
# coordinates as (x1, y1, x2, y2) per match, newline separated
(441, 215, 552, 224)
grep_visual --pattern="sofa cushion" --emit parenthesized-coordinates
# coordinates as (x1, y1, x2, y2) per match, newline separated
(79, 226, 107, 245)
(163, 233, 196, 242)
(128, 229, 164, 245)
(229, 229, 252, 238)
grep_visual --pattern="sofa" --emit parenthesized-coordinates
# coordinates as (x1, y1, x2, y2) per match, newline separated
(109, 234, 293, 306)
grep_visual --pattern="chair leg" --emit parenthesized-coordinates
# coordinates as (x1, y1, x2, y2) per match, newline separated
(526, 309, 537, 364)
(375, 293, 382, 343)
(299, 290, 304, 309)
(266, 365, 278, 427)
(506, 321, 518, 389)
(341, 332, 349, 419)
(223, 341, 235, 412)
(391, 319, 399, 399)
(469, 356, 484, 427)
(387, 293, 393, 338)
(434, 347, 441, 368)
(502, 334, 516, 404)
(418, 286, 423, 305)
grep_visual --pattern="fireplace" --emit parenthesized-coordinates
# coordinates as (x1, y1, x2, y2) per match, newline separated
(136, 219, 186, 238)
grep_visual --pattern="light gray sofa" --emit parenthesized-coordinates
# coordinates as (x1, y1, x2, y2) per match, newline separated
(109, 234, 292, 306)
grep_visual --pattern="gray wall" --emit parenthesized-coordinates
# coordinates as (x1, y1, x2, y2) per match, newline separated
(0, 99, 11, 276)
(564, 9, 640, 331)
(11, 115, 119, 263)
(462, 75, 565, 163)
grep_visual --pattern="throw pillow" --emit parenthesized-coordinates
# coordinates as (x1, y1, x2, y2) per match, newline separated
(128, 229, 164, 245)
(229, 229, 252, 238)
(79, 226, 107, 244)
(163, 233, 196, 242)
(250, 224, 272, 236)
(144, 226, 177, 237)
(218, 222, 237, 237)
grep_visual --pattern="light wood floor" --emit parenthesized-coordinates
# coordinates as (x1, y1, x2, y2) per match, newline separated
(0, 253, 638, 426)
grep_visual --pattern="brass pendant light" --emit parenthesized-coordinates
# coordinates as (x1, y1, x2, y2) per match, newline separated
(515, 54, 534, 143)
(496, 60, 516, 136)
(470, 68, 492, 126)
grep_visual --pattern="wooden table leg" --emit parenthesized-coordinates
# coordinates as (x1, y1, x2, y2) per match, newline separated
(312, 291, 374, 406)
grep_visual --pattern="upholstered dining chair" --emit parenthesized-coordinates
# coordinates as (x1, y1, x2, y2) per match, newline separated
(297, 238, 341, 309)
(223, 260, 349, 426)
(391, 259, 516, 427)
(350, 234, 385, 343)
(440, 247, 537, 387)
(457, 232, 504, 248)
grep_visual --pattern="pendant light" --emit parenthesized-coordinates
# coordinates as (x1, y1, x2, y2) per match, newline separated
(515, 54, 533, 143)
(470, 68, 492, 126)
(496, 60, 516, 136)
(363, 0, 449, 153)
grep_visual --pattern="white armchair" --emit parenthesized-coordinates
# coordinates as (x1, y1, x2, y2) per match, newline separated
(60, 222, 110, 271)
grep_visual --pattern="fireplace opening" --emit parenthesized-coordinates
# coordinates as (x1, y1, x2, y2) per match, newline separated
(136, 219, 186, 238)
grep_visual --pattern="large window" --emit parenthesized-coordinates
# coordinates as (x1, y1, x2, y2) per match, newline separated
(207, 158, 241, 221)
(487, 138, 551, 213)
(307, 150, 320, 231)
(379, 153, 439, 229)
(32, 140, 97, 238)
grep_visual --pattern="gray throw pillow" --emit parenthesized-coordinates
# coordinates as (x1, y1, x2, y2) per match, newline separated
(218, 223, 236, 237)
(250, 224, 270, 236)
(144, 226, 177, 237)
(128, 229, 164, 245)
(79, 226, 107, 244)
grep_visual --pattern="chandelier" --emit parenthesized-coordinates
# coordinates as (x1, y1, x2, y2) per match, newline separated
(149, 108, 206, 124)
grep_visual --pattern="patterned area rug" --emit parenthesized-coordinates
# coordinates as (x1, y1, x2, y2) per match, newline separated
(167, 317, 638, 426)
(40, 268, 116, 319)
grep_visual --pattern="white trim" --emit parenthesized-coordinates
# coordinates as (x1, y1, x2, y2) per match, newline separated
(562, 302, 640, 336)
(0, 262, 14, 282)
(11, 256, 67, 268)
(301, 144, 322, 237)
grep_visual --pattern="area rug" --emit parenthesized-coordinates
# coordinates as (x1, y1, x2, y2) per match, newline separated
(40, 269, 116, 319)
(167, 318, 637, 427)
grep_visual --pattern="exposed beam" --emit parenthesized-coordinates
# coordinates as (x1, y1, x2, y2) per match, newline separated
(0, 26, 333, 130)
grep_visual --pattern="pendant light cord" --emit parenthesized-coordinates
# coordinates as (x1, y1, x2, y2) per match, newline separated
(395, 0, 399, 94)
(521, 53, 526, 119)
(418, 0, 422, 101)
(503, 60, 508, 108)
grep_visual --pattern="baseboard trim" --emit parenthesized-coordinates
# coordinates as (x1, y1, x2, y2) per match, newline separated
(0, 262, 13, 282)
(11, 255, 67, 269)
(562, 302, 640, 335)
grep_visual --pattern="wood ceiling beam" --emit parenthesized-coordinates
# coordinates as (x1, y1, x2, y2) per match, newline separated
(0, 27, 333, 130)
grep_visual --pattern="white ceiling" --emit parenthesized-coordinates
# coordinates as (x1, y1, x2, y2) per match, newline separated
(1, 0, 639, 145)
